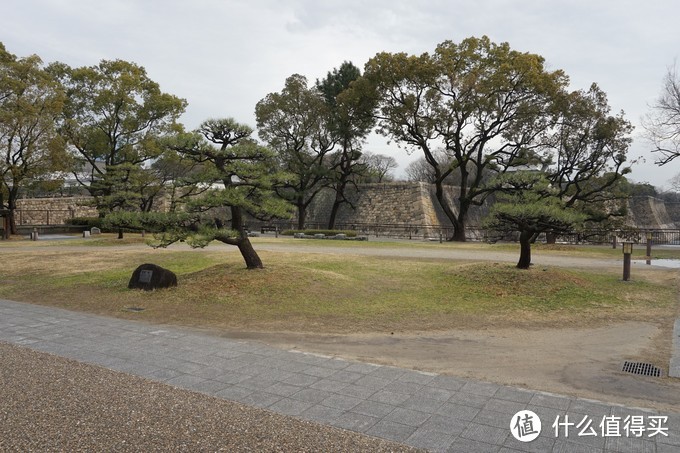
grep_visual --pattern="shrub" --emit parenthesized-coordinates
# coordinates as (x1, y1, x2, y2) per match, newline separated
(281, 229, 357, 237)
(65, 217, 103, 229)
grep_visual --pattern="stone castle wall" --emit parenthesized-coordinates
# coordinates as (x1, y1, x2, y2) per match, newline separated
(12, 187, 680, 234)
(627, 196, 677, 229)
(665, 203, 680, 224)
(305, 182, 488, 238)
(316, 183, 433, 224)
(306, 186, 677, 236)
(15, 197, 98, 226)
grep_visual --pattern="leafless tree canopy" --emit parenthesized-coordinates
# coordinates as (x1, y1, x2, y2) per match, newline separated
(405, 157, 436, 183)
(644, 64, 680, 165)
(360, 152, 397, 183)
(404, 151, 477, 187)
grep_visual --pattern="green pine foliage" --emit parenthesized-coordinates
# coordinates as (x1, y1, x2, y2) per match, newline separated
(485, 172, 586, 235)
(106, 118, 293, 269)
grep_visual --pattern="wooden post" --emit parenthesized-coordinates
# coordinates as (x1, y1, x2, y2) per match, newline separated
(623, 242, 632, 281)
(646, 232, 652, 265)
(1, 213, 9, 239)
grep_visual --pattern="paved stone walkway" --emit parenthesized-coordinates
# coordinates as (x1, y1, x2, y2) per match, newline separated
(1, 298, 678, 452)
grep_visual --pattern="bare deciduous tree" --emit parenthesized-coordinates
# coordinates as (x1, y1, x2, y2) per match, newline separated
(361, 152, 397, 183)
(644, 64, 680, 165)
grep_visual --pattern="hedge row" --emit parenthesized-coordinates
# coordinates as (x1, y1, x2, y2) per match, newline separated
(280, 229, 358, 237)
(64, 217, 103, 228)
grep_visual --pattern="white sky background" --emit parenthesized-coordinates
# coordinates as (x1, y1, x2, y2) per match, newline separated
(3, 0, 679, 189)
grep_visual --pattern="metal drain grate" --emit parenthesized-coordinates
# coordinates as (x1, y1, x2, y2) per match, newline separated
(622, 361, 662, 377)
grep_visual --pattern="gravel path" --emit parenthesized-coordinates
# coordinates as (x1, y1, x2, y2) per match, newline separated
(251, 242, 624, 269)
(0, 342, 418, 452)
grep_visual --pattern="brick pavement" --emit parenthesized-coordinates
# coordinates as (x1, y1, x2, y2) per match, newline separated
(1, 299, 678, 452)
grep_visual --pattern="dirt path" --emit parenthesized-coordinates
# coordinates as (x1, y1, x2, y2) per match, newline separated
(252, 242, 624, 269)
(215, 321, 680, 412)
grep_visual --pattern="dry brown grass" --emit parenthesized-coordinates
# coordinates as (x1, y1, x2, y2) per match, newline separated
(0, 239, 677, 334)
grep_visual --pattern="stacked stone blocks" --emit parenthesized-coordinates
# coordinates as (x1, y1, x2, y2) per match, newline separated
(15, 197, 97, 226)
(12, 187, 679, 235)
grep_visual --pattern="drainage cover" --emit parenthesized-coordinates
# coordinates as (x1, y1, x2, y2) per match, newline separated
(125, 307, 145, 312)
(621, 361, 662, 377)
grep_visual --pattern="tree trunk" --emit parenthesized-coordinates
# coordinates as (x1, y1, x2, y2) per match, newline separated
(545, 232, 557, 244)
(8, 209, 17, 236)
(328, 202, 339, 230)
(7, 188, 18, 235)
(237, 237, 263, 269)
(328, 179, 348, 230)
(7, 210, 17, 236)
(434, 180, 463, 241)
(118, 227, 124, 239)
(230, 205, 263, 269)
(517, 230, 533, 269)
(2, 214, 9, 239)
(329, 140, 353, 230)
(452, 196, 473, 242)
(297, 203, 306, 230)
(451, 218, 466, 242)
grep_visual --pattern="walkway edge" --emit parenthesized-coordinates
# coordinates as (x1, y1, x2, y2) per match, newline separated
(671, 318, 680, 377)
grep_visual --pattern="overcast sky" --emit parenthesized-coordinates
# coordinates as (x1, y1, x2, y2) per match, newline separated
(3, 0, 679, 188)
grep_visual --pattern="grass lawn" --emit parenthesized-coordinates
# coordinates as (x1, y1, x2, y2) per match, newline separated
(0, 234, 677, 333)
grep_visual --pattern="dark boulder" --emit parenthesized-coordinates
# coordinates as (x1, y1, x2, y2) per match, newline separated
(128, 263, 177, 291)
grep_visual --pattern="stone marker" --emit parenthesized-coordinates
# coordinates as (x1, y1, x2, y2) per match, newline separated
(128, 263, 177, 291)
(294, 233, 305, 238)
(314, 234, 325, 239)
(91, 227, 101, 235)
(82, 231, 90, 238)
